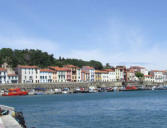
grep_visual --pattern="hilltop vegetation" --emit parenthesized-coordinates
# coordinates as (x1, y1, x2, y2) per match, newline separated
(0, 48, 103, 69)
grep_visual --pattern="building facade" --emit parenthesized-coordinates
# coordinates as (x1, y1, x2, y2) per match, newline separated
(49, 66, 67, 82)
(40, 69, 55, 83)
(17, 65, 40, 83)
(0, 68, 8, 84)
(82, 66, 95, 82)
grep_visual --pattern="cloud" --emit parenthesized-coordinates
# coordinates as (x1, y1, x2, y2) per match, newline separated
(62, 18, 167, 70)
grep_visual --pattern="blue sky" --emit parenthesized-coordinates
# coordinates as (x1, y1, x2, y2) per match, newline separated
(0, 0, 167, 69)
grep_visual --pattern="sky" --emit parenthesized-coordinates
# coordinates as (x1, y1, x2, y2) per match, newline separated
(0, 0, 167, 69)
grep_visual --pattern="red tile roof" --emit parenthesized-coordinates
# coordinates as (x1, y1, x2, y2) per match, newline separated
(130, 66, 145, 69)
(40, 69, 55, 73)
(18, 65, 39, 69)
(82, 66, 94, 70)
(0, 68, 6, 72)
(95, 70, 108, 73)
(144, 75, 153, 77)
(64, 65, 78, 68)
(8, 74, 17, 76)
(49, 66, 70, 71)
(150, 70, 164, 72)
(104, 69, 115, 72)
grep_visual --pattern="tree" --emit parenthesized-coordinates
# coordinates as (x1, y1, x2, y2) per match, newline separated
(104, 63, 112, 69)
(0, 48, 105, 69)
(135, 72, 144, 83)
(135, 72, 144, 78)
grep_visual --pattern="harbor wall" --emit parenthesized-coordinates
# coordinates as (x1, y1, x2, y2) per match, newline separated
(0, 82, 122, 90)
(0, 81, 166, 90)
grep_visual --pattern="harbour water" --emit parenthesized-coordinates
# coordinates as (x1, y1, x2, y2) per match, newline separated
(0, 90, 167, 128)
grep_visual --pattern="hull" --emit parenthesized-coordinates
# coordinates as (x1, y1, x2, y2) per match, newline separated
(125, 86, 137, 91)
(2, 91, 28, 96)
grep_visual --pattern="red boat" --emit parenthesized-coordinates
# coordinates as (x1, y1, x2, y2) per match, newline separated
(126, 86, 137, 91)
(2, 88, 28, 96)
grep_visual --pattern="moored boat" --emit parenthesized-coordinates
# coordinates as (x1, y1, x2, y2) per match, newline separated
(125, 85, 137, 91)
(2, 88, 28, 96)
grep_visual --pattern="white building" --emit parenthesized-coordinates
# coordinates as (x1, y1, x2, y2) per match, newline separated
(76, 68, 82, 82)
(17, 65, 40, 83)
(105, 69, 116, 81)
(40, 69, 55, 83)
(144, 75, 154, 82)
(150, 70, 164, 83)
(7, 74, 18, 83)
(0, 68, 8, 84)
(101, 71, 109, 82)
(115, 66, 125, 81)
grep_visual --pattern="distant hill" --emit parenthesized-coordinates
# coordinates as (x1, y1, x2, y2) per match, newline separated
(0, 48, 103, 70)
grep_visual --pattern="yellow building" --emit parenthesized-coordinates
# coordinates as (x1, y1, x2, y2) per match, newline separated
(95, 70, 102, 82)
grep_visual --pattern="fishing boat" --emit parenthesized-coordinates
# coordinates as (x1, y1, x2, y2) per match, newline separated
(2, 88, 28, 96)
(125, 85, 137, 91)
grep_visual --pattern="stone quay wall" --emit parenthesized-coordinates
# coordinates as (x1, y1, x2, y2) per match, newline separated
(0, 81, 122, 91)
(0, 81, 166, 91)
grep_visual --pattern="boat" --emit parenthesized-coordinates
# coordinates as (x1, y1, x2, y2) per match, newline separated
(2, 88, 28, 96)
(125, 85, 137, 91)
(54, 88, 62, 94)
(89, 86, 97, 93)
(34, 87, 45, 95)
(62, 88, 70, 94)
(106, 87, 113, 92)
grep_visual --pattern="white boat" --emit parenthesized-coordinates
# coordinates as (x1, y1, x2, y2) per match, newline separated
(152, 86, 156, 90)
(62, 88, 69, 94)
(89, 86, 97, 93)
(54, 88, 62, 94)
(28, 89, 35, 95)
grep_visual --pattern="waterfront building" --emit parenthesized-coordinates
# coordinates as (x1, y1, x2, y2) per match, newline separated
(126, 69, 138, 81)
(105, 69, 116, 81)
(101, 70, 109, 82)
(40, 69, 55, 83)
(144, 75, 154, 82)
(17, 65, 40, 83)
(49, 66, 67, 82)
(81, 71, 90, 82)
(82, 66, 95, 82)
(95, 70, 102, 82)
(163, 71, 167, 82)
(0, 68, 8, 84)
(7, 74, 18, 83)
(150, 70, 164, 83)
(115, 66, 126, 81)
(76, 68, 82, 82)
(64, 65, 78, 82)
(130, 66, 148, 75)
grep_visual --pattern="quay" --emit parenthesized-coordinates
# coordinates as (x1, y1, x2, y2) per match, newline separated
(0, 81, 122, 91)
(0, 105, 26, 128)
(0, 81, 166, 92)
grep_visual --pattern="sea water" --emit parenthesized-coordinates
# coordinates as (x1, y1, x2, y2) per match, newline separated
(0, 90, 167, 128)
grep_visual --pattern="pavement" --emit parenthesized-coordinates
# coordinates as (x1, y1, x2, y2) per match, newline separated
(0, 115, 22, 128)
